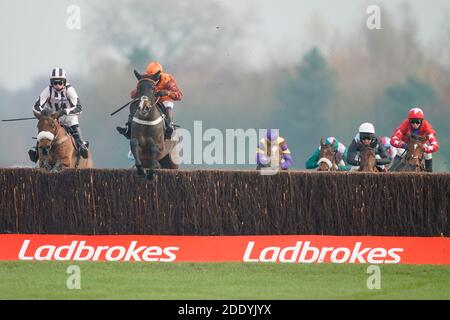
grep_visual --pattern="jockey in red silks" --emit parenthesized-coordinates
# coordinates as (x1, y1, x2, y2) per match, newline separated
(390, 107, 439, 172)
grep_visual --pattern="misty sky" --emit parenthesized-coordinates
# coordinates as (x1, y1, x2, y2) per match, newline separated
(0, 0, 449, 91)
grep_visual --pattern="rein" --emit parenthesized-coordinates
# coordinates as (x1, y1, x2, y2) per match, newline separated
(133, 78, 164, 127)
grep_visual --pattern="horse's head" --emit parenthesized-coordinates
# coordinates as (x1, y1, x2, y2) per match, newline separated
(36, 109, 60, 156)
(405, 133, 426, 170)
(357, 142, 377, 172)
(318, 138, 336, 171)
(134, 70, 158, 115)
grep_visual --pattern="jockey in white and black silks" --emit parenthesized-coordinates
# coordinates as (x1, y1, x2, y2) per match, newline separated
(28, 67, 89, 163)
(346, 122, 392, 171)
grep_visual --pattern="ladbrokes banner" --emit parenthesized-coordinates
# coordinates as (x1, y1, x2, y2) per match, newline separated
(0, 235, 448, 264)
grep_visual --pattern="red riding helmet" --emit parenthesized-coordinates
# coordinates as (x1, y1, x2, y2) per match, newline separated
(408, 107, 424, 119)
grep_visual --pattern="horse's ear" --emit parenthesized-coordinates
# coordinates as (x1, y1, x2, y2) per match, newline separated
(134, 69, 142, 80)
(356, 141, 363, 151)
(320, 137, 325, 147)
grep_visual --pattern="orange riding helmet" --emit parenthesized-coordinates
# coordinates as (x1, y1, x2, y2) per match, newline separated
(146, 61, 163, 76)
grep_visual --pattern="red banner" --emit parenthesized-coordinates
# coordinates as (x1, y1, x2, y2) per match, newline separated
(0, 234, 448, 264)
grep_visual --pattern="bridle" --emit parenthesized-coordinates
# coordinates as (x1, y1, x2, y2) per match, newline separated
(37, 118, 68, 153)
(405, 142, 424, 168)
(132, 78, 164, 127)
(318, 145, 337, 171)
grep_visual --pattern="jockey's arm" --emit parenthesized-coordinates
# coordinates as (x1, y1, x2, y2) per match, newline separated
(376, 142, 392, 166)
(164, 79, 182, 101)
(346, 140, 360, 166)
(32, 87, 51, 117)
(256, 140, 268, 165)
(424, 123, 439, 153)
(305, 148, 320, 169)
(390, 120, 408, 149)
(64, 87, 82, 115)
(280, 142, 292, 170)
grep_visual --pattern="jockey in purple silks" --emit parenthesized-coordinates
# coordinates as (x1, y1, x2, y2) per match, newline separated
(256, 129, 293, 170)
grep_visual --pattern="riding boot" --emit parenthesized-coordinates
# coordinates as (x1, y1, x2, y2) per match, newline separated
(70, 125, 89, 159)
(117, 122, 132, 139)
(425, 159, 433, 172)
(28, 145, 39, 163)
(117, 102, 139, 140)
(164, 107, 174, 139)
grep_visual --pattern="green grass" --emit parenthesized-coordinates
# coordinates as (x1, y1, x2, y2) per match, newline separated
(0, 261, 449, 299)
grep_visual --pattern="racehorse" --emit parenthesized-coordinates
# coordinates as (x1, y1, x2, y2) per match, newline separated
(130, 70, 179, 180)
(357, 143, 377, 172)
(36, 109, 93, 171)
(317, 138, 337, 171)
(390, 133, 425, 172)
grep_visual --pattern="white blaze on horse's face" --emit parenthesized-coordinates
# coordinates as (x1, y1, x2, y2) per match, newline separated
(139, 96, 152, 113)
(37, 131, 55, 142)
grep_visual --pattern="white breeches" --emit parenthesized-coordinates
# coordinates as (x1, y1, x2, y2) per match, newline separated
(60, 114, 79, 127)
(163, 101, 174, 109)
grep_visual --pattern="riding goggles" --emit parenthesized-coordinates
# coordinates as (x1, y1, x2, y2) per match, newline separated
(51, 79, 66, 86)
(409, 119, 422, 125)
(359, 133, 374, 141)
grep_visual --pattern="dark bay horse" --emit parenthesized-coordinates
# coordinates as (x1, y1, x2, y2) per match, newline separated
(130, 70, 179, 180)
(36, 109, 93, 171)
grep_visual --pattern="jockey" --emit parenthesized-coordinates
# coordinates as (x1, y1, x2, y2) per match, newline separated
(390, 107, 439, 172)
(305, 137, 352, 171)
(256, 129, 293, 170)
(28, 68, 89, 163)
(117, 61, 182, 139)
(346, 122, 391, 170)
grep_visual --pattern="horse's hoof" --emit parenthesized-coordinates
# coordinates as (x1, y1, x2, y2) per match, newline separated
(136, 166, 145, 176)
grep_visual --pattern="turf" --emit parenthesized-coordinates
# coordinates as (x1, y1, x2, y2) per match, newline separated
(0, 261, 449, 299)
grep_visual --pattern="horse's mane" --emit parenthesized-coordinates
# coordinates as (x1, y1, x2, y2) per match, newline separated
(41, 108, 53, 117)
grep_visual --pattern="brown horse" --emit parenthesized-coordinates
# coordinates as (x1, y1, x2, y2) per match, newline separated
(130, 70, 179, 180)
(392, 133, 425, 172)
(36, 109, 93, 171)
(357, 143, 377, 172)
(317, 138, 337, 171)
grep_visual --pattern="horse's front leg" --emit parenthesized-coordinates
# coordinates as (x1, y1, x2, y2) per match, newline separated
(130, 138, 145, 176)
(147, 144, 161, 181)
(40, 158, 52, 171)
(50, 159, 62, 173)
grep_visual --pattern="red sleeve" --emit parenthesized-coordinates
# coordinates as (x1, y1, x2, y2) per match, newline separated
(422, 120, 439, 153)
(390, 119, 409, 148)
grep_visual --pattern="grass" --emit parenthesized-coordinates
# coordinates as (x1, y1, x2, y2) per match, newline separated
(0, 261, 449, 299)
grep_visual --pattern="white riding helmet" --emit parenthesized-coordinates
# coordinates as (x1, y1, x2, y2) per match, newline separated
(50, 67, 67, 80)
(359, 122, 375, 134)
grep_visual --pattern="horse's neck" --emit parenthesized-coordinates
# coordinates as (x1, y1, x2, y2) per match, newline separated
(56, 124, 68, 138)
